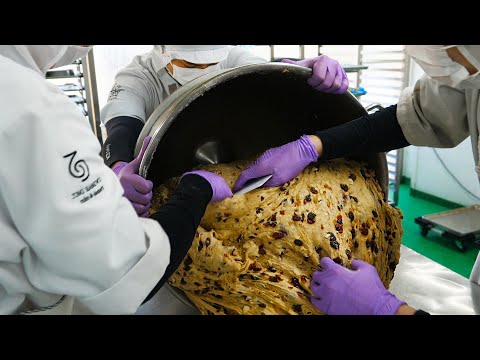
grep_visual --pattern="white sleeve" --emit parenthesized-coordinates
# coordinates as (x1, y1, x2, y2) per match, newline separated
(397, 75, 469, 148)
(100, 65, 155, 126)
(226, 46, 269, 67)
(0, 75, 170, 314)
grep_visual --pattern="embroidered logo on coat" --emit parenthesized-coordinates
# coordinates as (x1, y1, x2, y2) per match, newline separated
(168, 83, 178, 94)
(63, 151, 90, 182)
(108, 84, 124, 101)
(105, 143, 111, 160)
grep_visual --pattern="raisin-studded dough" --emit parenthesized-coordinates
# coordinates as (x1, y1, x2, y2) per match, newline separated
(151, 159, 403, 315)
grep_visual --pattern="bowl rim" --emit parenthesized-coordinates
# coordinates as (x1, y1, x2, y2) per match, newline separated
(165, 283, 199, 312)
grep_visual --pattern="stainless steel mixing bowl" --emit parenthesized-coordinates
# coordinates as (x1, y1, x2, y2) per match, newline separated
(134, 62, 388, 312)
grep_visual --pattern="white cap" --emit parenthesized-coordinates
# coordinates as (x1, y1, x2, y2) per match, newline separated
(161, 45, 230, 64)
(0, 45, 69, 76)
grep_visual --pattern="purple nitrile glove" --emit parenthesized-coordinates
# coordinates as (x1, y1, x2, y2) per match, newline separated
(233, 135, 318, 192)
(113, 136, 154, 218)
(310, 257, 406, 315)
(282, 55, 349, 94)
(112, 162, 128, 175)
(182, 170, 233, 202)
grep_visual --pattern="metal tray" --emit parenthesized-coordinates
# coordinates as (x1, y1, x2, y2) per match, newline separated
(46, 70, 82, 79)
(420, 205, 480, 236)
(59, 84, 83, 92)
(343, 64, 368, 72)
(415, 205, 480, 251)
(68, 95, 85, 104)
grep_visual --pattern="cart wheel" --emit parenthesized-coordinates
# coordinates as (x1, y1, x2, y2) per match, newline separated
(420, 227, 429, 237)
(454, 240, 466, 252)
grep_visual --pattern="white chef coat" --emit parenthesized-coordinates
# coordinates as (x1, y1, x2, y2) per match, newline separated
(397, 73, 480, 284)
(101, 45, 267, 125)
(0, 46, 171, 315)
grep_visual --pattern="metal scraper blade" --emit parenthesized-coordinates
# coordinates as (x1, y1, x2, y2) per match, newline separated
(233, 174, 272, 196)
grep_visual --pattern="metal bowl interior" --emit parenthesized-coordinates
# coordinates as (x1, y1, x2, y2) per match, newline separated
(139, 63, 388, 195)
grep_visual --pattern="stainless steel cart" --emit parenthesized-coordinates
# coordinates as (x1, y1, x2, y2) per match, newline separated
(415, 205, 480, 252)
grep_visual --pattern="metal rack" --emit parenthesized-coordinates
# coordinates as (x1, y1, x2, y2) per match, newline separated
(387, 149, 403, 206)
(46, 52, 102, 144)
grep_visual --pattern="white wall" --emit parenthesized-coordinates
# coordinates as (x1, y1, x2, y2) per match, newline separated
(412, 144, 480, 205)
(403, 56, 480, 205)
(402, 145, 417, 179)
(93, 45, 153, 110)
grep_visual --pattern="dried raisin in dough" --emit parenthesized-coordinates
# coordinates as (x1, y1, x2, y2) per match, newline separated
(151, 158, 403, 315)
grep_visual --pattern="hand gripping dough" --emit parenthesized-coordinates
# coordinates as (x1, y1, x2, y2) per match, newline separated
(151, 159, 403, 315)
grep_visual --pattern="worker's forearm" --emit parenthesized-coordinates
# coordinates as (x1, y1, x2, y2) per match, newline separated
(308, 134, 323, 155)
(143, 174, 212, 303)
(110, 161, 124, 170)
(102, 116, 144, 167)
(395, 304, 418, 315)
(312, 105, 410, 160)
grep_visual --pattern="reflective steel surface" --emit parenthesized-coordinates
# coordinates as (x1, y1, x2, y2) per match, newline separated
(137, 63, 389, 197)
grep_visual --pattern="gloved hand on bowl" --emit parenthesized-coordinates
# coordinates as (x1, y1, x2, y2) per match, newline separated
(282, 55, 349, 94)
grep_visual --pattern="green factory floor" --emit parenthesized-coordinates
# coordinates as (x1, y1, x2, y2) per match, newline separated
(397, 183, 479, 279)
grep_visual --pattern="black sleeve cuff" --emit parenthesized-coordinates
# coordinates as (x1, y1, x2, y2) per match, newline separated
(315, 105, 410, 160)
(102, 116, 145, 167)
(143, 174, 212, 303)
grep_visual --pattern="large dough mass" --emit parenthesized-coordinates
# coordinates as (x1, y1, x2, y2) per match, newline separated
(151, 158, 403, 315)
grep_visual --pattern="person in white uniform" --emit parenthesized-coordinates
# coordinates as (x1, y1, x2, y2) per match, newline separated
(0, 45, 233, 315)
(101, 45, 349, 216)
(234, 45, 480, 315)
